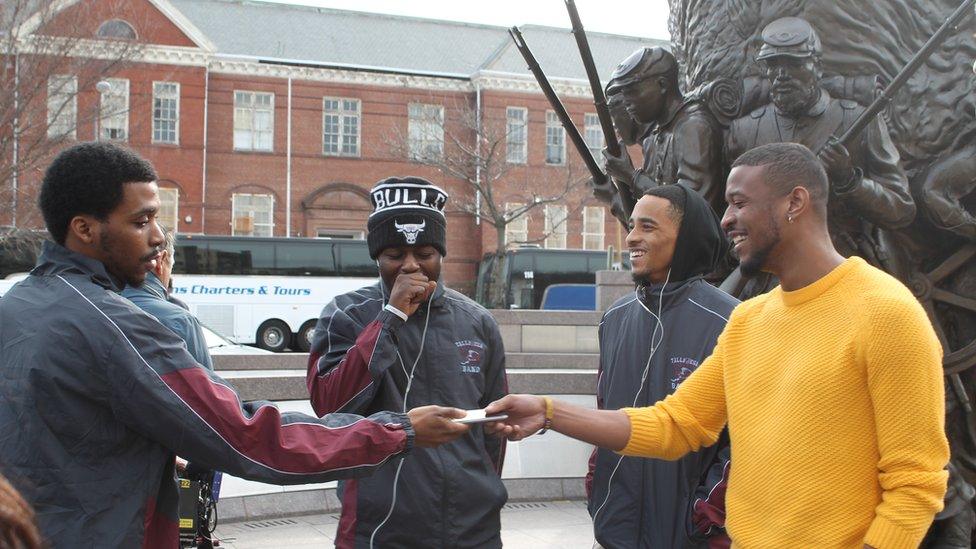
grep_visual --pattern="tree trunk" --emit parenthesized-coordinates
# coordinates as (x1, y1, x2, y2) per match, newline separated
(485, 225, 509, 309)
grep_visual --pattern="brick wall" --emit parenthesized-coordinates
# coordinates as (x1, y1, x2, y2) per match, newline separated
(3, 0, 631, 297)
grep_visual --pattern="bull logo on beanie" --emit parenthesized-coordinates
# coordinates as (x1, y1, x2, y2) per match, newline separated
(394, 219, 426, 244)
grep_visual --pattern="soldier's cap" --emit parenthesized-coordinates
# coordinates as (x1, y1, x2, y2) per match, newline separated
(606, 47, 676, 95)
(756, 17, 822, 61)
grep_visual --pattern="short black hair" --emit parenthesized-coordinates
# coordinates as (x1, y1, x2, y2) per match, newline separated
(731, 142, 828, 207)
(39, 142, 157, 245)
(643, 184, 686, 224)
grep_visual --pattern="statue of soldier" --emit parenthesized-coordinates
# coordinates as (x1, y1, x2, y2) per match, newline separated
(726, 17, 974, 547)
(725, 17, 916, 267)
(590, 79, 652, 225)
(602, 47, 727, 216)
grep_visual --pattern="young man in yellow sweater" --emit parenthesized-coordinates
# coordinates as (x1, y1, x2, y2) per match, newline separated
(487, 142, 949, 549)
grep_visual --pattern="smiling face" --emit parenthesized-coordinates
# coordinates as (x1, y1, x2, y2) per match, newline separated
(89, 182, 166, 286)
(627, 195, 680, 285)
(763, 55, 820, 117)
(377, 244, 442, 293)
(721, 165, 788, 277)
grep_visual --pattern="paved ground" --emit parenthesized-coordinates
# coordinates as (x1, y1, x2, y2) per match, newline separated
(213, 500, 595, 548)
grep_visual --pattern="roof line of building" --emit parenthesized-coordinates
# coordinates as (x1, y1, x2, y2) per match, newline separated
(215, 52, 472, 80)
(198, 0, 668, 41)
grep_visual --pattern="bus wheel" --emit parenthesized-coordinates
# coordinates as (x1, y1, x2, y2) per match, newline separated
(256, 320, 291, 352)
(295, 320, 317, 353)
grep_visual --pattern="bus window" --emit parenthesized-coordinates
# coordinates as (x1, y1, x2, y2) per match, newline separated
(337, 242, 374, 277)
(587, 254, 609, 273)
(510, 252, 533, 273)
(277, 240, 336, 276)
(175, 244, 207, 274)
(209, 240, 275, 275)
(535, 252, 588, 274)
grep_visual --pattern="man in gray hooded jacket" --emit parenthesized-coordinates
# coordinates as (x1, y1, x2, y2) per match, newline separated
(587, 184, 737, 548)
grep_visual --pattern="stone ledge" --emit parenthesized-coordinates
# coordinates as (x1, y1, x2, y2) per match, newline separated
(488, 309, 604, 325)
(216, 477, 586, 523)
(214, 352, 600, 371)
(505, 353, 598, 369)
(222, 370, 597, 401)
(213, 353, 309, 371)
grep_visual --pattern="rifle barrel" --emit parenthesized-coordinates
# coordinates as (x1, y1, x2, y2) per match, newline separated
(565, 0, 621, 158)
(837, 0, 975, 148)
(508, 26, 606, 183)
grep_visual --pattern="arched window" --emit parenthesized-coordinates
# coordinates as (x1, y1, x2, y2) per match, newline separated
(96, 19, 136, 40)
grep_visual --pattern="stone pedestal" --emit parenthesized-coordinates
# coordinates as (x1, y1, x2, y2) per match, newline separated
(596, 270, 635, 311)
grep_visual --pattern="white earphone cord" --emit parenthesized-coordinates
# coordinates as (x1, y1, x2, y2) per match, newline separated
(592, 268, 670, 526)
(370, 296, 433, 549)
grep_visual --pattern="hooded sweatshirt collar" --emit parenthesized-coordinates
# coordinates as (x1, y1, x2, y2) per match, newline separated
(667, 183, 729, 282)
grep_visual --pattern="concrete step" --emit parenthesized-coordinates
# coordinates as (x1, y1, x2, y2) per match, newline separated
(216, 478, 586, 524)
(506, 353, 598, 370)
(220, 369, 597, 401)
(213, 352, 599, 371)
(213, 353, 308, 371)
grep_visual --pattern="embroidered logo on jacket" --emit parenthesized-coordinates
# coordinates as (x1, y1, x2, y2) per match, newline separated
(455, 340, 485, 374)
(394, 219, 425, 244)
(670, 356, 699, 390)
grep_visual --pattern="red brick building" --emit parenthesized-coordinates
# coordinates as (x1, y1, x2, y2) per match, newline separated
(2, 0, 664, 294)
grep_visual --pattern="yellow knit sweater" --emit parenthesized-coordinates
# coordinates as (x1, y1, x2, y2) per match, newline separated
(622, 257, 949, 549)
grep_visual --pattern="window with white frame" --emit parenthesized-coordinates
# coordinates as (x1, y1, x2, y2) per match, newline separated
(152, 82, 180, 144)
(545, 111, 565, 165)
(323, 97, 360, 156)
(234, 91, 274, 151)
(232, 193, 274, 237)
(407, 103, 444, 160)
(157, 187, 179, 231)
(506, 107, 527, 164)
(544, 204, 568, 249)
(583, 206, 605, 250)
(584, 113, 603, 159)
(47, 75, 77, 139)
(99, 78, 129, 141)
(504, 202, 528, 248)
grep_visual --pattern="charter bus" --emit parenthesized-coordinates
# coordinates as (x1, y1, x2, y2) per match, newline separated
(172, 235, 375, 352)
(474, 247, 627, 310)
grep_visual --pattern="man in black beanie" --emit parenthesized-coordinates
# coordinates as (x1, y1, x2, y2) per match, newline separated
(307, 176, 509, 548)
(587, 184, 738, 548)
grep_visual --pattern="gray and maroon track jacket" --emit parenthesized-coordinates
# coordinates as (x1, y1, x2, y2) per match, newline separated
(0, 242, 414, 548)
(308, 282, 507, 549)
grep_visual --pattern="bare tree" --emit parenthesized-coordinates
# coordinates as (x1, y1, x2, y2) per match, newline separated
(0, 0, 149, 229)
(388, 97, 590, 308)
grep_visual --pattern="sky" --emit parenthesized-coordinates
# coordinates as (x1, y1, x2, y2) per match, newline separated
(262, 0, 672, 40)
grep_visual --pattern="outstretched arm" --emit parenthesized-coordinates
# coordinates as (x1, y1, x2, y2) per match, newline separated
(487, 328, 730, 460)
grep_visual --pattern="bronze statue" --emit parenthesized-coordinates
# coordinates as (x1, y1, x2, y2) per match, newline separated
(590, 84, 652, 223)
(666, 4, 975, 544)
(725, 17, 916, 265)
(602, 47, 727, 216)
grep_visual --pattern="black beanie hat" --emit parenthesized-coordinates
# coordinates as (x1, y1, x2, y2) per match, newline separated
(367, 176, 448, 259)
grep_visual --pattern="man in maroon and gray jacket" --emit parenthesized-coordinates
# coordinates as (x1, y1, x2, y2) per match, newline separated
(0, 143, 469, 548)
(308, 177, 508, 549)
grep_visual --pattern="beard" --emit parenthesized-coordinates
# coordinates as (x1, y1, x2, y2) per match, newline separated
(737, 214, 781, 277)
(739, 242, 774, 277)
(631, 272, 654, 287)
(99, 227, 156, 287)
(771, 85, 817, 118)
